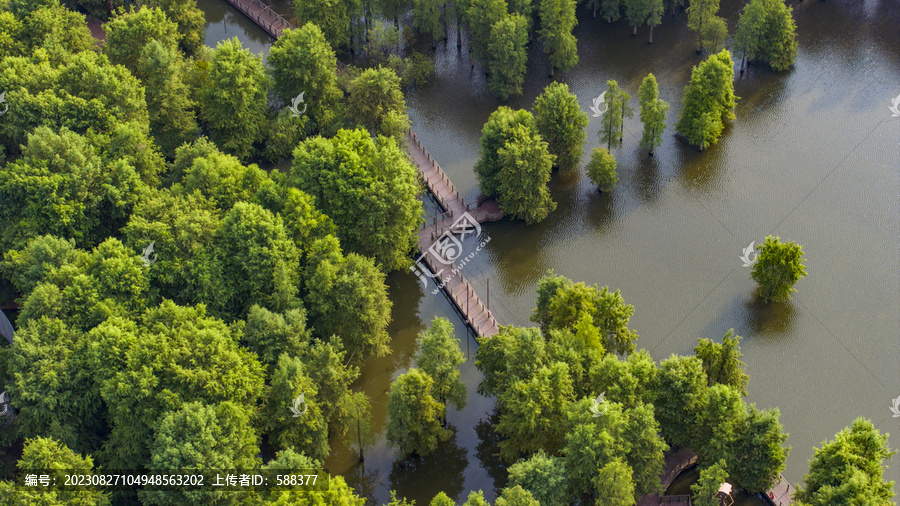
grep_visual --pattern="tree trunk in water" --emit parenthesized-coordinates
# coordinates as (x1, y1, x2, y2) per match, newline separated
(548, 63, 554, 78)
(633, 25, 638, 36)
(740, 54, 746, 74)
(593, 5, 597, 17)
(649, 25, 654, 43)
(457, 16, 462, 49)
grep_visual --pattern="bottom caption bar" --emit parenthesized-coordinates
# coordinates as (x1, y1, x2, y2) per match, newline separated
(15, 469, 328, 491)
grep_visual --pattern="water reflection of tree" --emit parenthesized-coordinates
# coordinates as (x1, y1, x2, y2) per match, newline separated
(388, 427, 467, 503)
(474, 411, 508, 493)
(345, 460, 382, 506)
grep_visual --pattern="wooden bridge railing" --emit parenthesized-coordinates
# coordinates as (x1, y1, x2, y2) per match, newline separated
(410, 132, 470, 211)
(222, 0, 293, 38)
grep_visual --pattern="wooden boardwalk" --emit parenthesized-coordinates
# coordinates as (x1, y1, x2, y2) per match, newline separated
(764, 475, 796, 506)
(222, 0, 293, 38)
(407, 132, 503, 338)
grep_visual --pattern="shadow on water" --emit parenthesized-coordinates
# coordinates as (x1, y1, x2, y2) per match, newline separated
(474, 411, 508, 494)
(701, 293, 798, 345)
(344, 461, 382, 506)
(388, 428, 468, 503)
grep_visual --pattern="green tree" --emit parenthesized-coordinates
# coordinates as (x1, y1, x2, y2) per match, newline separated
(486, 13, 529, 100)
(0, 437, 109, 505)
(593, 458, 636, 506)
(474, 106, 539, 198)
(386, 368, 451, 459)
(586, 147, 618, 192)
(462, 490, 491, 506)
(216, 202, 302, 316)
(733, 0, 797, 72)
(102, 6, 179, 80)
(530, 273, 638, 355)
(304, 336, 359, 426)
(140, 402, 260, 505)
(146, 0, 206, 56)
(686, 0, 720, 52)
(0, 127, 147, 253)
(100, 301, 266, 469)
(175, 150, 271, 211)
(415, 317, 467, 416)
(547, 315, 607, 398)
(475, 325, 547, 398)
(600, 0, 620, 23)
(268, 24, 343, 134)
(199, 37, 270, 160)
(694, 329, 749, 395)
(121, 189, 227, 311)
(624, 0, 648, 36)
(0, 49, 150, 156)
(645, 0, 663, 43)
(495, 486, 541, 506)
(654, 354, 708, 449)
(431, 492, 455, 506)
(5, 317, 101, 454)
(794, 418, 896, 506)
(413, 0, 444, 43)
(621, 402, 669, 497)
(467, 0, 507, 62)
(296, 0, 351, 48)
(260, 354, 330, 462)
(637, 73, 669, 155)
(693, 384, 747, 466)
(598, 80, 633, 150)
(2, 235, 84, 296)
(257, 449, 367, 505)
(347, 66, 410, 140)
(340, 391, 375, 461)
(750, 235, 808, 303)
(378, 0, 409, 27)
(496, 124, 557, 224)
(241, 305, 311, 374)
(17, 2, 95, 61)
(675, 49, 737, 150)
(507, 449, 570, 506)
(700, 15, 728, 53)
(292, 129, 421, 270)
(732, 405, 789, 493)
(137, 40, 198, 156)
(304, 236, 392, 362)
(691, 460, 729, 506)
(539, 0, 578, 74)
(533, 82, 588, 171)
(587, 350, 658, 410)
(496, 362, 573, 462)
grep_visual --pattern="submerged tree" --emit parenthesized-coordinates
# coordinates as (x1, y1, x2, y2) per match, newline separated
(539, 0, 578, 75)
(597, 80, 633, 150)
(675, 49, 737, 150)
(734, 0, 798, 72)
(486, 14, 529, 100)
(750, 235, 808, 303)
(638, 73, 669, 155)
(586, 147, 618, 192)
(386, 369, 451, 459)
(415, 317, 467, 419)
(533, 82, 589, 171)
(496, 124, 557, 224)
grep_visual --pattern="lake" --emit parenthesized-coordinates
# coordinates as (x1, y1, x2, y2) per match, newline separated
(197, 0, 900, 503)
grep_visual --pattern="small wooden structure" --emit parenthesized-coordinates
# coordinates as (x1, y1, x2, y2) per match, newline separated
(221, 0, 294, 38)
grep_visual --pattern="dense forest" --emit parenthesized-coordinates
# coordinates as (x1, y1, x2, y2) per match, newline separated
(0, 0, 894, 504)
